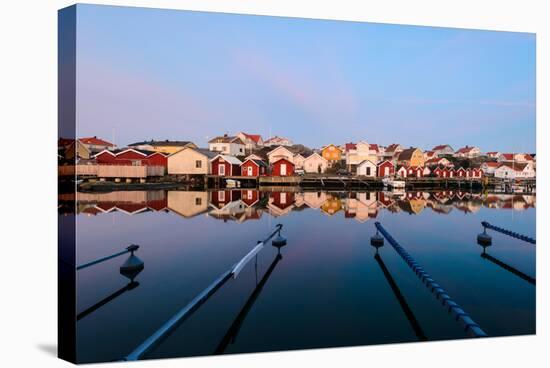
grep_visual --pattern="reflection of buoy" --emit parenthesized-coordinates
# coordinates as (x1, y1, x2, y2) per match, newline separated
(371, 231, 384, 248)
(272, 233, 287, 248)
(120, 254, 144, 280)
(120, 244, 144, 281)
(477, 228, 492, 247)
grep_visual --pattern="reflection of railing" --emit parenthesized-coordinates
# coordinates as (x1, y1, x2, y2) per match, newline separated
(373, 253, 427, 341)
(123, 224, 285, 361)
(215, 251, 283, 354)
(481, 252, 535, 285)
(375, 222, 488, 338)
(77, 245, 145, 321)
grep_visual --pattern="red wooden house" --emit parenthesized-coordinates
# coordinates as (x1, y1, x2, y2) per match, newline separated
(240, 158, 268, 177)
(210, 154, 242, 176)
(470, 168, 483, 178)
(433, 167, 444, 177)
(407, 166, 423, 178)
(456, 167, 467, 178)
(94, 148, 168, 167)
(271, 158, 294, 177)
(443, 167, 455, 178)
(377, 160, 395, 177)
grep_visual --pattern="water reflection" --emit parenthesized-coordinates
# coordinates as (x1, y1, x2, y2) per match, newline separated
(61, 190, 536, 219)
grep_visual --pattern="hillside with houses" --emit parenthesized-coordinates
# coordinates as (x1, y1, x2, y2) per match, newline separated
(58, 132, 536, 189)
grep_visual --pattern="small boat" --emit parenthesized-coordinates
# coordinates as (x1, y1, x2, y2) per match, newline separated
(382, 177, 405, 189)
(225, 179, 241, 188)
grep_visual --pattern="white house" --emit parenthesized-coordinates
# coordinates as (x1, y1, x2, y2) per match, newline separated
(494, 162, 535, 179)
(432, 144, 454, 156)
(293, 154, 306, 170)
(356, 160, 377, 177)
(396, 166, 408, 178)
(167, 147, 216, 175)
(264, 136, 293, 147)
(425, 157, 453, 167)
(345, 141, 378, 172)
(208, 135, 246, 156)
(454, 146, 481, 158)
(303, 153, 328, 174)
(267, 146, 295, 164)
(480, 162, 500, 175)
(236, 132, 263, 150)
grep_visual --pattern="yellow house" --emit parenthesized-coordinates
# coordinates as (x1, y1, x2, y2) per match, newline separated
(64, 140, 90, 160)
(321, 144, 343, 162)
(129, 140, 197, 154)
(396, 148, 425, 167)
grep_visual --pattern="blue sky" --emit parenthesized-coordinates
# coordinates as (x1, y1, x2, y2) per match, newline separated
(73, 4, 536, 152)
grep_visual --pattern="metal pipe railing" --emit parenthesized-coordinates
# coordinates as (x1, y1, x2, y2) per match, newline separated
(124, 224, 283, 361)
(481, 221, 536, 245)
(77, 244, 139, 270)
(375, 222, 488, 338)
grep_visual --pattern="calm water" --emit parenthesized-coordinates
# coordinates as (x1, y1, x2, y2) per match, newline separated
(63, 189, 536, 363)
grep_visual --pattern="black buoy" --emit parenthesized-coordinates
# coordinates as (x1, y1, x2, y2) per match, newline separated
(272, 231, 287, 248)
(120, 244, 144, 281)
(371, 231, 384, 249)
(477, 228, 492, 247)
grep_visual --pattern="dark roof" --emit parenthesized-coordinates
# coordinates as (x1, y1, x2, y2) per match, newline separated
(208, 135, 244, 144)
(195, 148, 218, 159)
(397, 148, 419, 161)
(242, 158, 268, 167)
(128, 140, 194, 147)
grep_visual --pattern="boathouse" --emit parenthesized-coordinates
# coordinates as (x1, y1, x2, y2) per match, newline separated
(357, 160, 377, 177)
(303, 153, 328, 174)
(211, 154, 242, 176)
(271, 158, 295, 176)
(167, 147, 216, 175)
(377, 160, 395, 177)
(240, 158, 268, 177)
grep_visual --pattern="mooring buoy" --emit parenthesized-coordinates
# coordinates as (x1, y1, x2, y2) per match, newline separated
(371, 231, 384, 248)
(120, 244, 144, 280)
(272, 231, 287, 248)
(477, 228, 492, 247)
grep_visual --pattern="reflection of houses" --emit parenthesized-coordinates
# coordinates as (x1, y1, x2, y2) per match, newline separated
(303, 191, 328, 209)
(167, 191, 208, 218)
(210, 190, 242, 209)
(268, 192, 295, 217)
(77, 191, 167, 215)
(345, 192, 378, 222)
(398, 198, 426, 215)
(320, 196, 343, 216)
(209, 200, 248, 222)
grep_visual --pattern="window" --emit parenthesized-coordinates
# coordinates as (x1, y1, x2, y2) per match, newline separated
(239, 148, 243, 153)
(195, 197, 202, 206)
(366, 167, 371, 176)
(195, 160, 202, 168)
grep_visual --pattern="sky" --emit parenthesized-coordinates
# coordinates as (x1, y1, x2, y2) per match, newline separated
(70, 4, 536, 152)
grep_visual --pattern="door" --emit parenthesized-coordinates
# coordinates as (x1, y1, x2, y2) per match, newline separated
(218, 164, 225, 176)
(280, 164, 287, 176)
(247, 166, 253, 176)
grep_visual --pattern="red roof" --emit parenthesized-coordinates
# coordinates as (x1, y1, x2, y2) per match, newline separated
(484, 162, 500, 167)
(386, 144, 401, 153)
(345, 143, 356, 152)
(369, 144, 380, 152)
(500, 153, 514, 160)
(58, 138, 75, 147)
(80, 137, 114, 146)
(432, 144, 450, 151)
(456, 146, 477, 154)
(241, 133, 262, 144)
